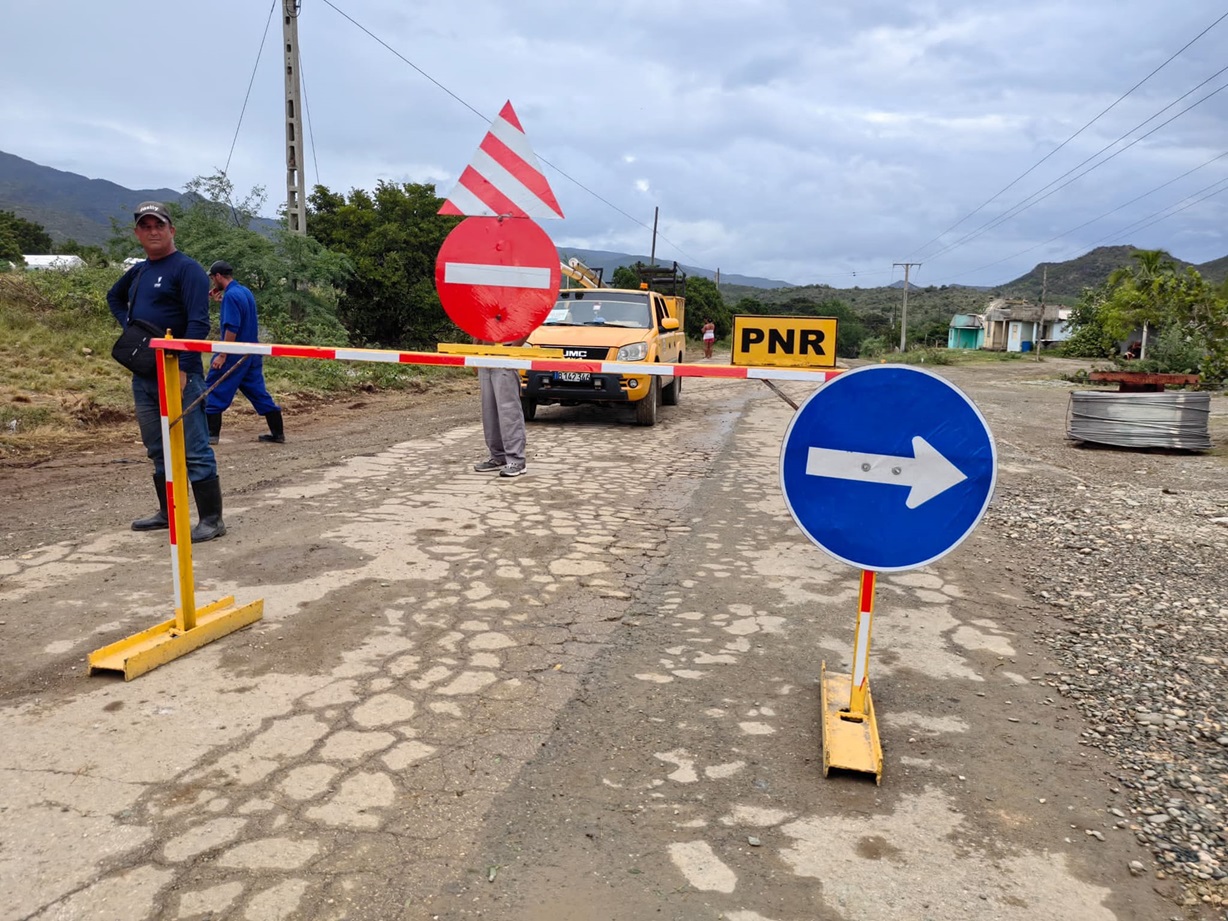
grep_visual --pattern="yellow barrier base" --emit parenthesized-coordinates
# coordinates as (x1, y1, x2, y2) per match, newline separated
(88, 595, 264, 681)
(820, 661, 883, 784)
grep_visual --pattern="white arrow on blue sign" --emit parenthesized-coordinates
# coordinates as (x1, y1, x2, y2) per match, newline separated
(779, 365, 997, 572)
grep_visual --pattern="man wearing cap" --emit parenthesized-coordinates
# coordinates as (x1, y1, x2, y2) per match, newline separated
(203, 260, 284, 445)
(106, 202, 226, 542)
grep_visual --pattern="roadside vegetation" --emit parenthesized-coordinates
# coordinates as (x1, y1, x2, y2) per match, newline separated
(5, 180, 1226, 463)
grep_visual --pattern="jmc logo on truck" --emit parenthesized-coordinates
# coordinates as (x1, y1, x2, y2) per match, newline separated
(731, 315, 839, 369)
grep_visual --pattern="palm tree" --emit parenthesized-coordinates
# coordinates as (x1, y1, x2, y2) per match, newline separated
(1105, 249, 1178, 360)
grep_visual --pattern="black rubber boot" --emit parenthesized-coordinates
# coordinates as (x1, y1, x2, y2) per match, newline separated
(206, 412, 222, 445)
(259, 409, 285, 443)
(131, 473, 169, 531)
(189, 476, 227, 542)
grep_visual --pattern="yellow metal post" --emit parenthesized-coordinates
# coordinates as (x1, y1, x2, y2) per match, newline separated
(819, 569, 883, 782)
(88, 343, 263, 680)
(162, 346, 197, 631)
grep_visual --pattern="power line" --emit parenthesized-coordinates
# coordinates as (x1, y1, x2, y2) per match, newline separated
(945, 149, 1228, 280)
(1094, 177, 1228, 247)
(946, 172, 1228, 283)
(906, 9, 1228, 262)
(224, 0, 279, 179)
(316, 0, 698, 264)
(922, 70, 1228, 265)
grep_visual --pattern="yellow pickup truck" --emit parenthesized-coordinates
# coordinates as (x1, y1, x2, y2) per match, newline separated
(520, 278, 686, 427)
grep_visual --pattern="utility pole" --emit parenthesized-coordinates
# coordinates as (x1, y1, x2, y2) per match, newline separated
(283, 0, 307, 235)
(1037, 266, 1047, 361)
(650, 206, 659, 266)
(893, 263, 920, 352)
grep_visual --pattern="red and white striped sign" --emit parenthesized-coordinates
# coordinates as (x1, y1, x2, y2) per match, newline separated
(438, 101, 564, 221)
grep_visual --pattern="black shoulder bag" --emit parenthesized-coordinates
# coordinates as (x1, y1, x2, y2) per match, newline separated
(111, 266, 163, 378)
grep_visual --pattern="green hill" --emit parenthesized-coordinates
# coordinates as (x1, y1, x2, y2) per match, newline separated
(0, 150, 182, 246)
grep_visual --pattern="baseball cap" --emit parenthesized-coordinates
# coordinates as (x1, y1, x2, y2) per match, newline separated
(207, 260, 234, 276)
(133, 201, 172, 224)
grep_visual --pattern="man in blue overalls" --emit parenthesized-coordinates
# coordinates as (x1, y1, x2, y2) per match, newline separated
(203, 260, 285, 445)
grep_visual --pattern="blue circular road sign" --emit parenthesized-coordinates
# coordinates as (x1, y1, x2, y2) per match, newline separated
(779, 365, 997, 572)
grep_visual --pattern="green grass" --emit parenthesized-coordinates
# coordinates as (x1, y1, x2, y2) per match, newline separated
(0, 270, 468, 460)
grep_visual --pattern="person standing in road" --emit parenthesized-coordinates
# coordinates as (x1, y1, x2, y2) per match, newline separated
(473, 341, 527, 478)
(202, 260, 285, 445)
(701, 318, 716, 359)
(106, 202, 226, 542)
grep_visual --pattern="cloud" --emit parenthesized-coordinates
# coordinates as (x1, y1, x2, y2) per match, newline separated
(0, 0, 1224, 287)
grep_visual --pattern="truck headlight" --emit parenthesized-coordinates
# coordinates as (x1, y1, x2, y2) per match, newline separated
(617, 342, 648, 361)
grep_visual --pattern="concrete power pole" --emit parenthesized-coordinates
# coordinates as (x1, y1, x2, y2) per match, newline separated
(893, 263, 921, 352)
(283, 0, 307, 235)
(650, 206, 659, 266)
(1038, 266, 1047, 361)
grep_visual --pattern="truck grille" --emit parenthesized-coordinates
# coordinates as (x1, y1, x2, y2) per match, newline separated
(540, 345, 612, 361)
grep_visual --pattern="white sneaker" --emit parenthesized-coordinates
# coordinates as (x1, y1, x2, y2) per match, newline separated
(499, 463, 526, 478)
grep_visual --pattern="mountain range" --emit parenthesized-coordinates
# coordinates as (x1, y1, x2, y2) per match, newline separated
(2, 149, 1225, 297)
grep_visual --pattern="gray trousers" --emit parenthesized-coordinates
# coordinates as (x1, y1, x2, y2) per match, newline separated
(478, 367, 526, 466)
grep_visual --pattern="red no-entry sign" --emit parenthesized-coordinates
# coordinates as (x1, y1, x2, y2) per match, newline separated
(435, 216, 561, 342)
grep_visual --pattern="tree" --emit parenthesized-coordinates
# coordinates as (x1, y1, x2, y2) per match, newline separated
(610, 265, 639, 289)
(1061, 284, 1128, 359)
(169, 172, 351, 345)
(679, 275, 729, 339)
(0, 224, 21, 267)
(308, 181, 461, 348)
(0, 210, 52, 254)
(1101, 249, 1180, 359)
(183, 173, 267, 230)
(55, 239, 106, 266)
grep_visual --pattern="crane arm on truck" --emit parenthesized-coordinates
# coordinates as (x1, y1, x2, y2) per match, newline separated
(560, 257, 604, 289)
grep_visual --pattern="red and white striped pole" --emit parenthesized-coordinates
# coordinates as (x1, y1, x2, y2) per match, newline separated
(150, 338, 844, 386)
(847, 569, 876, 718)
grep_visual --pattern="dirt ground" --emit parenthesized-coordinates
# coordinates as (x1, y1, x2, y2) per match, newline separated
(1, 353, 1226, 921)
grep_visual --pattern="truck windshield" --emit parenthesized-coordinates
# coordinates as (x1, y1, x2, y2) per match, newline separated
(543, 293, 653, 328)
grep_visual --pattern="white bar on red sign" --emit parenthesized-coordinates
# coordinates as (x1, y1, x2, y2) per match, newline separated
(443, 262, 553, 289)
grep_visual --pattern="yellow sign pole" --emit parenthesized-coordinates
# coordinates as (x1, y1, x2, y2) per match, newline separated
(819, 569, 883, 782)
(162, 347, 198, 631)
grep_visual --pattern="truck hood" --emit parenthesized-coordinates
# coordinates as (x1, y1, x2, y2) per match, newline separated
(527, 326, 651, 351)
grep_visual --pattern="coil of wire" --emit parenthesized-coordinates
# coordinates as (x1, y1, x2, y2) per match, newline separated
(1067, 390, 1211, 451)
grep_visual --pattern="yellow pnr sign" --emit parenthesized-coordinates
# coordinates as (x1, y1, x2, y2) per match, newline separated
(731, 315, 838, 368)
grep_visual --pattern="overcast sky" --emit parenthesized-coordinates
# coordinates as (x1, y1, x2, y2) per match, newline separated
(2, 1, 1226, 288)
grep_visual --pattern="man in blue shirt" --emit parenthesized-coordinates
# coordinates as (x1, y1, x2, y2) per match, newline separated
(106, 202, 226, 542)
(203, 261, 284, 445)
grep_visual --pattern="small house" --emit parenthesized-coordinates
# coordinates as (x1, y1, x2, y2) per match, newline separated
(947, 314, 984, 350)
(981, 298, 1071, 352)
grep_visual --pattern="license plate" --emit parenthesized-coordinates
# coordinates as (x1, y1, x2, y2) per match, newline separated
(556, 371, 591, 383)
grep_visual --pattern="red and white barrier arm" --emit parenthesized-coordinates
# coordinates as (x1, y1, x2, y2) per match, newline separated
(153, 338, 844, 384)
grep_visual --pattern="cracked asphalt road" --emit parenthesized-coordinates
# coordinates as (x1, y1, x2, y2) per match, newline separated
(0, 356, 1222, 920)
